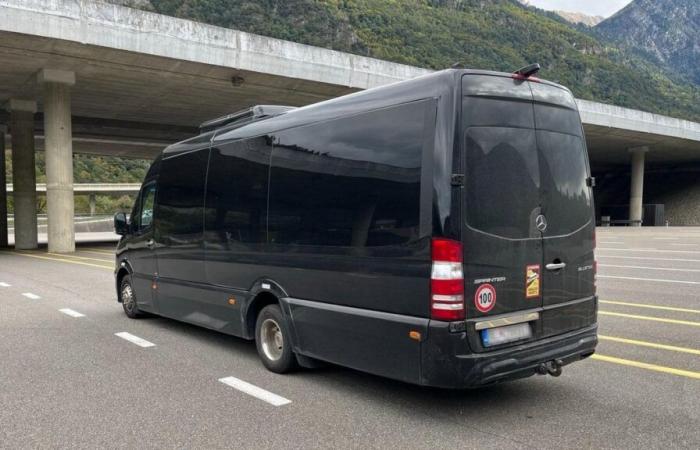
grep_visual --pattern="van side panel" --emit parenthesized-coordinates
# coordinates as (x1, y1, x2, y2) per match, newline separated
(264, 100, 435, 374)
(154, 148, 209, 321)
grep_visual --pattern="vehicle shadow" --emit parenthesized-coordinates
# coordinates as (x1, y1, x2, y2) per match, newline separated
(144, 313, 559, 414)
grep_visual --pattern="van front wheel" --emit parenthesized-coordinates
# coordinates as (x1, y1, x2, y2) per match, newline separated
(255, 304, 297, 373)
(120, 276, 145, 319)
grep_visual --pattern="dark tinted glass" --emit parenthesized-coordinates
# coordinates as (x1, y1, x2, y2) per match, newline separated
(140, 184, 156, 230)
(465, 127, 540, 239)
(204, 137, 271, 247)
(463, 97, 534, 129)
(268, 100, 429, 248)
(534, 104, 582, 137)
(537, 131, 591, 235)
(155, 150, 208, 241)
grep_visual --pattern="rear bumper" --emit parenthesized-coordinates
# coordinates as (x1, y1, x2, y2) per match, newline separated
(421, 323, 598, 388)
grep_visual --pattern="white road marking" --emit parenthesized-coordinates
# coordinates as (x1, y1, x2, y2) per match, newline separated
(218, 376, 291, 406)
(670, 243, 699, 247)
(598, 242, 624, 245)
(598, 248, 700, 254)
(22, 292, 40, 299)
(598, 275, 700, 285)
(114, 332, 155, 348)
(59, 308, 85, 318)
(597, 255, 700, 263)
(652, 237, 678, 240)
(599, 264, 700, 273)
(0, 282, 11, 287)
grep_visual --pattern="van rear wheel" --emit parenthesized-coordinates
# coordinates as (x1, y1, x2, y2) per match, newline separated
(255, 304, 297, 373)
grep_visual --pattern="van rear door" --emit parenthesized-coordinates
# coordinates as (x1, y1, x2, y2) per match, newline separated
(461, 74, 595, 350)
(461, 75, 544, 324)
(530, 83, 596, 337)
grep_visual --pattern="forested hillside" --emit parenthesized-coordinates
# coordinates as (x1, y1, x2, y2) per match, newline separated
(4, 151, 149, 214)
(119, 0, 700, 121)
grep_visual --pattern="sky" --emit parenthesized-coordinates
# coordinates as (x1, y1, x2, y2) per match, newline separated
(524, 0, 634, 18)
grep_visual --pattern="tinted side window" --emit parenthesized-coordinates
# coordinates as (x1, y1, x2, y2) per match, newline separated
(204, 137, 271, 247)
(155, 150, 208, 242)
(139, 184, 156, 230)
(268, 100, 431, 248)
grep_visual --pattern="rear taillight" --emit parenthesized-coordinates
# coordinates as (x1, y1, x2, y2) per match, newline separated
(431, 238, 465, 321)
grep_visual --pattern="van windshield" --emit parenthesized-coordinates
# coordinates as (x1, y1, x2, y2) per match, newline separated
(462, 75, 591, 239)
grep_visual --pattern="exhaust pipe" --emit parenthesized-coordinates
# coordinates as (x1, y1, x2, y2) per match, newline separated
(537, 359, 564, 377)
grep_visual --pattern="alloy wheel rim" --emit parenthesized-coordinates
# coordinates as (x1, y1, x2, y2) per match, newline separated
(122, 283, 135, 312)
(260, 318, 284, 361)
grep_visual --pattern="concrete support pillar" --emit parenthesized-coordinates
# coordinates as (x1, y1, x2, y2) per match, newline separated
(39, 69, 76, 253)
(0, 125, 8, 248)
(7, 100, 38, 249)
(89, 193, 96, 217)
(629, 146, 648, 227)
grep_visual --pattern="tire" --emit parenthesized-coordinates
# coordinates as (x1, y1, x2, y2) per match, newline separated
(255, 304, 298, 373)
(120, 275, 146, 319)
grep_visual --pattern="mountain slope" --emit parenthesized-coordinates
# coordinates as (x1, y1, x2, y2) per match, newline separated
(115, 0, 700, 121)
(555, 11, 603, 27)
(596, 0, 700, 84)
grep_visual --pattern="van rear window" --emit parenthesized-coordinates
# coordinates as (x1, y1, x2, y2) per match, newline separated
(462, 76, 591, 238)
(465, 127, 540, 239)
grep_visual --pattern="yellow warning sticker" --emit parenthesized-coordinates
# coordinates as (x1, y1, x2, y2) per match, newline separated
(526, 264, 540, 298)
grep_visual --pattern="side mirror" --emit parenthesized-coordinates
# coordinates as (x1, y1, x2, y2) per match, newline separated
(114, 212, 129, 235)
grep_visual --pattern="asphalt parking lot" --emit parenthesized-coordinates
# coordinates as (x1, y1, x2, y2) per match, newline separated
(1, 228, 698, 449)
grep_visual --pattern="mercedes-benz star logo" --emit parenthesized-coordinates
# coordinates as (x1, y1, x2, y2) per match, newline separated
(535, 214, 548, 232)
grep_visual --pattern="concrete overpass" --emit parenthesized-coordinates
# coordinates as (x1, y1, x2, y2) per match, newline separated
(1, 0, 700, 251)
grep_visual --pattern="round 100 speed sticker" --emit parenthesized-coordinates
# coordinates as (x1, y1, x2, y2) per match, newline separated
(474, 283, 496, 313)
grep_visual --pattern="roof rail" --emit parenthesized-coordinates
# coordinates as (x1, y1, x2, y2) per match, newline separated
(199, 105, 297, 133)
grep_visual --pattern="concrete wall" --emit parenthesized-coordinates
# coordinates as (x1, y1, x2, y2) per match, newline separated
(645, 169, 700, 226)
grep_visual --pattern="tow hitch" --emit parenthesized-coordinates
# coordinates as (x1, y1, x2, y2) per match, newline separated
(537, 359, 564, 377)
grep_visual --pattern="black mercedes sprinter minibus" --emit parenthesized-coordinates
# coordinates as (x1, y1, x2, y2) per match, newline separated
(114, 67, 597, 388)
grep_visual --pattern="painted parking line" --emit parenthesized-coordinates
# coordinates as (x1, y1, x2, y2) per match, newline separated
(599, 264, 700, 273)
(0, 282, 11, 287)
(22, 292, 41, 299)
(218, 376, 291, 406)
(80, 247, 115, 255)
(13, 251, 113, 270)
(59, 308, 86, 318)
(598, 248, 700, 254)
(599, 335, 700, 356)
(600, 300, 700, 314)
(47, 252, 113, 263)
(597, 275, 700, 285)
(115, 332, 155, 348)
(599, 311, 700, 327)
(597, 255, 700, 263)
(591, 354, 700, 380)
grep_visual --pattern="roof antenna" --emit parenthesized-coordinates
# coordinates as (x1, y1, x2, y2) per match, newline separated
(451, 62, 465, 69)
(514, 63, 540, 78)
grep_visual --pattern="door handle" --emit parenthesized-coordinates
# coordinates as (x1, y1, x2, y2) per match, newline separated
(546, 262, 566, 271)
(146, 239, 155, 249)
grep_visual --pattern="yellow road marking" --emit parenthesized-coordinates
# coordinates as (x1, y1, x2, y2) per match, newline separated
(599, 335, 700, 355)
(591, 354, 700, 380)
(600, 300, 700, 314)
(599, 311, 700, 327)
(79, 247, 115, 255)
(77, 249, 115, 257)
(13, 252, 113, 270)
(47, 252, 112, 263)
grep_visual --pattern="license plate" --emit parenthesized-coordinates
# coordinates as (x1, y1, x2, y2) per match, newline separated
(481, 322, 532, 347)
